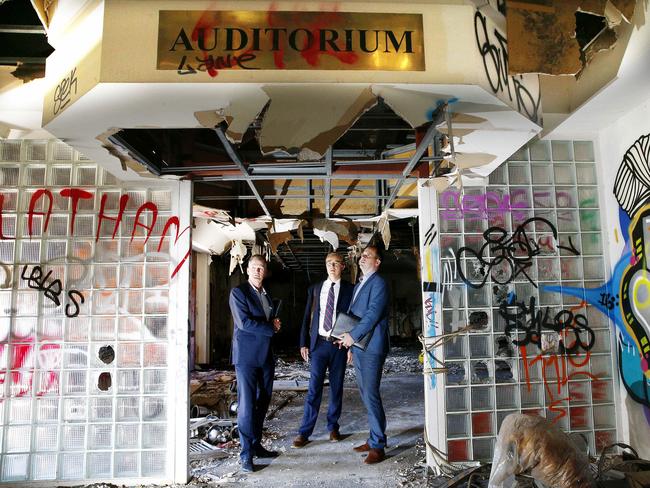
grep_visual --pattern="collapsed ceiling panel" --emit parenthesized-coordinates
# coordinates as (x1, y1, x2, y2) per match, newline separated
(507, 0, 632, 76)
(192, 218, 256, 255)
(194, 88, 269, 143)
(372, 85, 451, 128)
(259, 85, 377, 157)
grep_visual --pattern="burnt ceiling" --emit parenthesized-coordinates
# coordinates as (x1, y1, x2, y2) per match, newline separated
(0, 0, 53, 81)
(110, 99, 451, 220)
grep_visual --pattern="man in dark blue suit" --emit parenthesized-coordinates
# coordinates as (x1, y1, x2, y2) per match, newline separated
(292, 252, 354, 448)
(229, 254, 281, 473)
(339, 245, 390, 464)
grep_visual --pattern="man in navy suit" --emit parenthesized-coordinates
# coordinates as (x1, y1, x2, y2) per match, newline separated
(292, 252, 354, 448)
(229, 254, 281, 473)
(339, 245, 390, 464)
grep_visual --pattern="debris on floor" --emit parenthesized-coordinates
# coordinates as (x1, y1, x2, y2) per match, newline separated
(489, 413, 594, 488)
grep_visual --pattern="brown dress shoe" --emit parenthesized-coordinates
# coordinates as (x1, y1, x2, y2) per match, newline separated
(364, 448, 386, 464)
(292, 435, 308, 448)
(329, 430, 342, 442)
(353, 442, 370, 452)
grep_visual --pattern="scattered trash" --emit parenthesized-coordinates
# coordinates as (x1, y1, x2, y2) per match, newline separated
(189, 438, 229, 460)
(489, 413, 595, 488)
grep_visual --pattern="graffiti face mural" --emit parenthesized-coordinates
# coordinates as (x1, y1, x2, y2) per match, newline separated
(548, 134, 650, 409)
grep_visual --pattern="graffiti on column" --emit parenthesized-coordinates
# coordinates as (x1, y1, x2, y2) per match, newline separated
(473, 10, 541, 123)
(421, 221, 441, 388)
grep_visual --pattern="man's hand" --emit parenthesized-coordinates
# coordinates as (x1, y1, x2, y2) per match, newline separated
(340, 332, 355, 348)
(300, 347, 309, 362)
(273, 318, 281, 333)
(347, 349, 353, 365)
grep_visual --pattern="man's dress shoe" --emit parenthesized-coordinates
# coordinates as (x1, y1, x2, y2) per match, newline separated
(329, 430, 342, 442)
(254, 445, 279, 458)
(353, 442, 370, 452)
(292, 435, 308, 448)
(364, 448, 386, 464)
(240, 458, 254, 472)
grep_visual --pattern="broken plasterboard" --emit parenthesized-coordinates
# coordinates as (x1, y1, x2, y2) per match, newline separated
(259, 85, 377, 157)
(506, 0, 631, 76)
(194, 89, 269, 143)
(192, 218, 255, 255)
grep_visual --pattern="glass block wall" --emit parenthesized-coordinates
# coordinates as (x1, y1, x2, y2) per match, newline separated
(0, 140, 186, 483)
(436, 140, 616, 462)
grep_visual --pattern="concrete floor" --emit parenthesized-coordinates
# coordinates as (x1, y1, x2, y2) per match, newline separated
(189, 373, 428, 487)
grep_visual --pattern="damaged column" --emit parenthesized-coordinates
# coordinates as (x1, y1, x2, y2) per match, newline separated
(418, 160, 446, 473)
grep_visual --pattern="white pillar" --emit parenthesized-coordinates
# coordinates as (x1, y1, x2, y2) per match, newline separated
(168, 180, 192, 484)
(417, 178, 446, 472)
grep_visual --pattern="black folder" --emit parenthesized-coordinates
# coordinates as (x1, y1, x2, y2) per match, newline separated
(271, 299, 282, 319)
(330, 312, 371, 350)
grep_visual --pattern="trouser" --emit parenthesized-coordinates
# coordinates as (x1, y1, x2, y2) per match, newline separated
(235, 362, 274, 461)
(298, 337, 348, 437)
(353, 349, 387, 449)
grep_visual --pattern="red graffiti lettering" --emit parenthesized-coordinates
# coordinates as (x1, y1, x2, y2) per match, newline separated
(96, 193, 128, 241)
(521, 344, 598, 423)
(28, 189, 53, 237)
(131, 201, 158, 243)
(158, 216, 192, 279)
(60, 188, 93, 234)
(1, 185, 191, 280)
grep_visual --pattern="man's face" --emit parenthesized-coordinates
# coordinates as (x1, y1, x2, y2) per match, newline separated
(247, 258, 266, 288)
(325, 255, 344, 281)
(359, 248, 380, 275)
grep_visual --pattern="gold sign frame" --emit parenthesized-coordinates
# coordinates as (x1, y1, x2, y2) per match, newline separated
(157, 10, 425, 73)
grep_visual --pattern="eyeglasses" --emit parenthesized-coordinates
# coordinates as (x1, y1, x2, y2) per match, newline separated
(360, 253, 377, 260)
(326, 261, 344, 267)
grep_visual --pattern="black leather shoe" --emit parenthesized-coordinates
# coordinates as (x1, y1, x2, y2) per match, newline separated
(240, 458, 254, 472)
(254, 445, 279, 458)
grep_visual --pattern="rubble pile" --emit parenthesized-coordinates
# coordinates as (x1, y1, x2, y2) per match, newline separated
(396, 437, 428, 488)
(274, 357, 312, 381)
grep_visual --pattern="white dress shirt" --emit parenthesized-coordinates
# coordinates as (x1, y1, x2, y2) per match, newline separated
(318, 278, 341, 336)
(353, 269, 376, 301)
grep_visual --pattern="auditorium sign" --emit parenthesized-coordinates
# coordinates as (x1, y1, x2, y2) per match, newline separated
(157, 11, 425, 74)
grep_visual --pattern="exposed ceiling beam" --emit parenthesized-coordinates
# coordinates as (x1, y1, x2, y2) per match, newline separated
(0, 24, 45, 34)
(282, 241, 303, 272)
(383, 112, 443, 210)
(307, 180, 312, 213)
(213, 125, 271, 218)
(201, 174, 420, 182)
(446, 106, 456, 161)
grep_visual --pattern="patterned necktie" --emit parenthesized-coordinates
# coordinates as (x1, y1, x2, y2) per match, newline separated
(322, 282, 336, 332)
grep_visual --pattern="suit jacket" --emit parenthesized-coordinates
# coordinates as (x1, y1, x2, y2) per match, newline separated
(300, 280, 354, 351)
(348, 273, 390, 355)
(229, 282, 275, 367)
